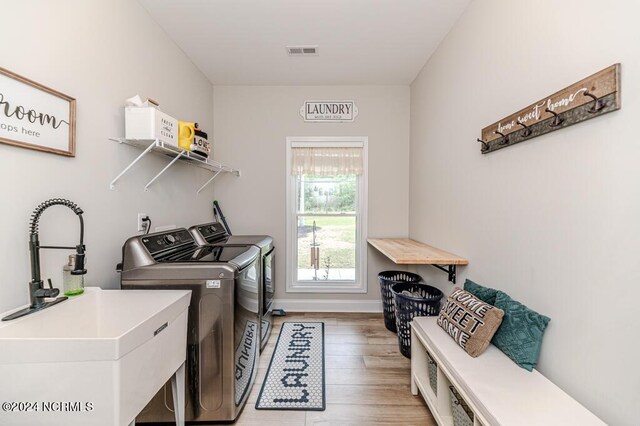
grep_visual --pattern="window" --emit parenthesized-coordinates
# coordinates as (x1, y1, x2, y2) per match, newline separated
(286, 137, 368, 293)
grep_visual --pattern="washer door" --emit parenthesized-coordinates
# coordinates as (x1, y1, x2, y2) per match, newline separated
(234, 256, 260, 409)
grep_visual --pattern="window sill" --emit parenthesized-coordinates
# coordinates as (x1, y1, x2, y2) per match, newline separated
(286, 283, 367, 294)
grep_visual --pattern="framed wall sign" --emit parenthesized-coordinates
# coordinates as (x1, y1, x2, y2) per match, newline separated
(300, 100, 359, 122)
(0, 67, 76, 157)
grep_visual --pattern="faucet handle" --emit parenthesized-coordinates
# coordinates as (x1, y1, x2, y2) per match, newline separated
(33, 288, 59, 298)
(48, 288, 60, 298)
(46, 278, 60, 297)
(34, 279, 60, 299)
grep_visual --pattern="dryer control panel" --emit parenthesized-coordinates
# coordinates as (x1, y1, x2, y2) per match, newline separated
(196, 222, 228, 243)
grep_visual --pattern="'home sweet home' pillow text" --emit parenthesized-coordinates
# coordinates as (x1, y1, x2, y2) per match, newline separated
(437, 287, 504, 357)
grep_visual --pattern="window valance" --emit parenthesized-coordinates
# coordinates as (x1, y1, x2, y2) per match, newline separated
(291, 147, 363, 176)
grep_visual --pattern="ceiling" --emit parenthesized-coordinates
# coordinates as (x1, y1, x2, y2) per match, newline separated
(139, 0, 470, 86)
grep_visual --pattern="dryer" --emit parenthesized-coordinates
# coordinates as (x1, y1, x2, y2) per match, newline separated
(189, 222, 274, 351)
(119, 228, 259, 423)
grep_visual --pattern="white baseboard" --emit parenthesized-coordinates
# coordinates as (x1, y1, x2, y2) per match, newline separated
(273, 299, 382, 313)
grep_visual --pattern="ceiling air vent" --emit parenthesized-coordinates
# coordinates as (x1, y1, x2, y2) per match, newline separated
(286, 45, 318, 56)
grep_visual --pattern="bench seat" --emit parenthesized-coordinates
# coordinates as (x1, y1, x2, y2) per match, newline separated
(411, 317, 605, 426)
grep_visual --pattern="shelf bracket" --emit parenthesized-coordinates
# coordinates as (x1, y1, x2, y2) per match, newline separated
(110, 140, 157, 190)
(196, 169, 223, 194)
(144, 150, 186, 191)
(431, 264, 457, 284)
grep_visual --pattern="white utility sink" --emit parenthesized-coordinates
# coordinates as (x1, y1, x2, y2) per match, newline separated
(0, 287, 191, 426)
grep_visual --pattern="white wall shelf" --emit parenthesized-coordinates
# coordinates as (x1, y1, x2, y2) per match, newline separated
(109, 138, 240, 193)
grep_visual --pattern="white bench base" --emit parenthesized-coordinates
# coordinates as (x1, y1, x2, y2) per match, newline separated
(411, 317, 605, 426)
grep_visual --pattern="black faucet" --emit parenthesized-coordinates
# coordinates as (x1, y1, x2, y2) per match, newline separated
(2, 198, 87, 321)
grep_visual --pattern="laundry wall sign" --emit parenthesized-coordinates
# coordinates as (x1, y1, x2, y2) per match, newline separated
(300, 100, 358, 122)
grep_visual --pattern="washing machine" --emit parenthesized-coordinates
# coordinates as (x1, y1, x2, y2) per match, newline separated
(119, 228, 259, 423)
(189, 222, 274, 351)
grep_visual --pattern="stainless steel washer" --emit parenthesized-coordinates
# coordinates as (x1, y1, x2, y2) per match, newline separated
(119, 228, 260, 423)
(189, 222, 274, 352)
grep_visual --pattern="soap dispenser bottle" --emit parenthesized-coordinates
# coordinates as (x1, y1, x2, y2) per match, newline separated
(63, 255, 85, 296)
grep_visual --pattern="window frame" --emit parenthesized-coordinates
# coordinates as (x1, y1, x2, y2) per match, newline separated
(285, 136, 368, 294)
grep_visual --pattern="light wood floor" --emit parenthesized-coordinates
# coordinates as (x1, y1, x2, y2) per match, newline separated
(235, 312, 435, 426)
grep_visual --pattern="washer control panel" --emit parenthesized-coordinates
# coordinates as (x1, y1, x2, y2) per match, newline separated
(142, 229, 195, 256)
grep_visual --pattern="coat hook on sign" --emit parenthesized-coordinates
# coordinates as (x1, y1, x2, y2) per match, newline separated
(545, 108, 564, 127)
(494, 130, 509, 145)
(517, 121, 532, 137)
(583, 90, 607, 113)
(477, 138, 489, 152)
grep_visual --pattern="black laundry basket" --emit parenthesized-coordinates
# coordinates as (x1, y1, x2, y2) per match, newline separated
(378, 271, 422, 332)
(392, 282, 444, 358)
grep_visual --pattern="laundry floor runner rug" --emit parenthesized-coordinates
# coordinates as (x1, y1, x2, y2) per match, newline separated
(255, 322, 326, 410)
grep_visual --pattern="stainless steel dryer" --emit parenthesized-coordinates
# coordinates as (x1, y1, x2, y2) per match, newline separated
(189, 222, 274, 352)
(119, 228, 260, 423)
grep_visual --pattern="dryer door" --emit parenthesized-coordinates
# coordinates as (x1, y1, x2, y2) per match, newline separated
(263, 247, 275, 313)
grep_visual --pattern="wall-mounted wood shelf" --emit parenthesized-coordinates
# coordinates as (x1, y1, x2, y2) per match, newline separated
(368, 238, 468, 283)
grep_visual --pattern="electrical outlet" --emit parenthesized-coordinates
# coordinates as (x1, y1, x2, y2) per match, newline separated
(137, 213, 148, 232)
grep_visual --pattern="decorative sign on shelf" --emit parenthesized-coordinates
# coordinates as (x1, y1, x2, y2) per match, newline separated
(300, 100, 359, 122)
(0, 67, 76, 157)
(478, 64, 620, 154)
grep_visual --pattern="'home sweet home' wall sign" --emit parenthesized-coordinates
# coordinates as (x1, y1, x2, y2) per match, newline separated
(478, 64, 620, 154)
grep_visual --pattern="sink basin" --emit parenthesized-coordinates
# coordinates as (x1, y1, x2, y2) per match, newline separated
(0, 286, 190, 363)
(0, 287, 191, 426)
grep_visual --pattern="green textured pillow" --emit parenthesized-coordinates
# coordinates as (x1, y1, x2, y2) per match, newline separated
(463, 279, 498, 305)
(492, 291, 551, 371)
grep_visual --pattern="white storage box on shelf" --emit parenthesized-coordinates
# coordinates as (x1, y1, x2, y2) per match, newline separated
(410, 317, 606, 426)
(125, 106, 178, 146)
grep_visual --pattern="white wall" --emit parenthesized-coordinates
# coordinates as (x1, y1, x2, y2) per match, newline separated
(409, 0, 640, 424)
(0, 0, 216, 313)
(212, 86, 410, 304)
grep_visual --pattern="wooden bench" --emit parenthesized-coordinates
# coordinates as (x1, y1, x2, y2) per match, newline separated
(411, 317, 605, 426)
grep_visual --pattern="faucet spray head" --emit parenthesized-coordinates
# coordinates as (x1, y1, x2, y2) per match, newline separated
(71, 245, 87, 276)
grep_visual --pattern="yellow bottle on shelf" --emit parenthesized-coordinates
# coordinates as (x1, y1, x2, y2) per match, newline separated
(178, 121, 196, 151)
